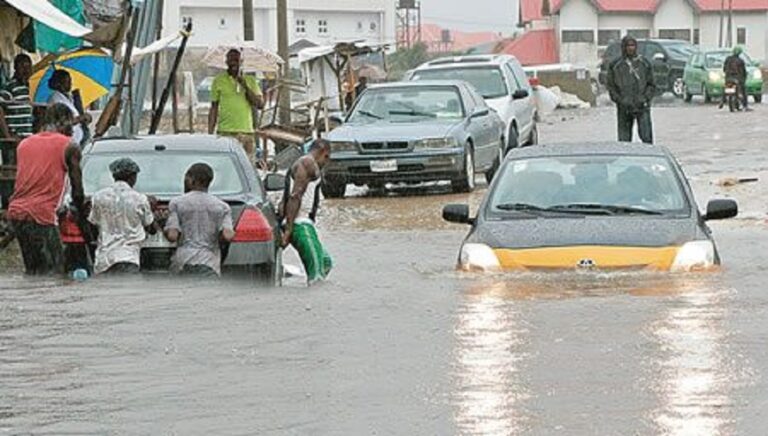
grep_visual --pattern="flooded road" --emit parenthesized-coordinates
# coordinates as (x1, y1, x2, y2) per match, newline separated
(2, 104, 768, 434)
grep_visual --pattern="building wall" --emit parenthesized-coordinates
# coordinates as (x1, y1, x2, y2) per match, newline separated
(558, 0, 598, 65)
(697, 12, 768, 61)
(653, 0, 694, 39)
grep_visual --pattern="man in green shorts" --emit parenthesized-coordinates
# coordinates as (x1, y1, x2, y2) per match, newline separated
(281, 139, 332, 284)
(208, 49, 264, 165)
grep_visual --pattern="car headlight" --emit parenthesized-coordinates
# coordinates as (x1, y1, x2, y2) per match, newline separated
(708, 71, 723, 81)
(459, 243, 501, 272)
(415, 137, 457, 149)
(671, 240, 715, 272)
(753, 69, 763, 80)
(330, 141, 356, 152)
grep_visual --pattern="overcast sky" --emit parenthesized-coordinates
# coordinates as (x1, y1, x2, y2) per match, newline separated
(418, 0, 519, 35)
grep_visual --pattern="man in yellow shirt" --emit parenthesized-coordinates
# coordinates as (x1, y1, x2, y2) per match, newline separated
(208, 49, 264, 165)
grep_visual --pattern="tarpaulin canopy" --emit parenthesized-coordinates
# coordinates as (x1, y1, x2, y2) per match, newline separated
(297, 40, 389, 64)
(34, 0, 86, 53)
(5, 0, 91, 39)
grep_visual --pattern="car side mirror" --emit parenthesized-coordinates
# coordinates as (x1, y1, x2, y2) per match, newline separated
(471, 107, 490, 118)
(443, 204, 473, 224)
(704, 199, 738, 221)
(512, 89, 529, 100)
(264, 173, 286, 192)
(653, 53, 666, 62)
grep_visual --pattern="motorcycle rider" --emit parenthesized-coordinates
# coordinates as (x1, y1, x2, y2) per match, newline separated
(720, 46, 749, 111)
(606, 35, 656, 144)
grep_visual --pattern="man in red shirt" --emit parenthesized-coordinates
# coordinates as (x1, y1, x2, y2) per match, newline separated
(7, 103, 83, 275)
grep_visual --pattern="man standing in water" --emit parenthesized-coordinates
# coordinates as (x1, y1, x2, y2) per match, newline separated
(606, 35, 656, 144)
(281, 139, 332, 283)
(7, 104, 83, 275)
(208, 49, 264, 165)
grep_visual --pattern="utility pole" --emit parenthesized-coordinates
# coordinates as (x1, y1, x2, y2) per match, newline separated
(243, 0, 254, 40)
(718, 0, 724, 47)
(726, 0, 733, 47)
(277, 0, 290, 125)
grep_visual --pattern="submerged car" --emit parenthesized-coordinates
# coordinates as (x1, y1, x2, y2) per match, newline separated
(443, 142, 738, 272)
(323, 81, 505, 197)
(682, 48, 764, 103)
(61, 135, 285, 285)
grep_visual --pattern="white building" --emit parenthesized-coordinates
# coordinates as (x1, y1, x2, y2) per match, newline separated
(161, 0, 396, 51)
(519, 0, 768, 66)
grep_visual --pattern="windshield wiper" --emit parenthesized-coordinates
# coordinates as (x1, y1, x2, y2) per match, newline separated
(357, 110, 383, 120)
(494, 203, 586, 215)
(388, 109, 437, 118)
(548, 203, 663, 215)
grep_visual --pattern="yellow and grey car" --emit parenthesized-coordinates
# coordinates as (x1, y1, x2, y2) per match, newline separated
(443, 142, 738, 272)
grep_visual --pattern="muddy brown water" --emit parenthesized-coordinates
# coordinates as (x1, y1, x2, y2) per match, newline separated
(2, 105, 768, 434)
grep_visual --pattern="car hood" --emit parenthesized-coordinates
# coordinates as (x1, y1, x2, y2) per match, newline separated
(327, 120, 461, 142)
(468, 216, 701, 249)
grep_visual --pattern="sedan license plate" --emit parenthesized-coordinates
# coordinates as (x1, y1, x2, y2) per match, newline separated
(725, 87, 736, 95)
(370, 159, 398, 173)
(142, 231, 175, 249)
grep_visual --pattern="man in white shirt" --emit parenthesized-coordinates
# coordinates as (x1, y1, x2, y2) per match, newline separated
(47, 69, 91, 146)
(88, 158, 158, 275)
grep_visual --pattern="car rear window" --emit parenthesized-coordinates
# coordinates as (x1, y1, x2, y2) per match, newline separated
(412, 67, 508, 99)
(83, 152, 249, 197)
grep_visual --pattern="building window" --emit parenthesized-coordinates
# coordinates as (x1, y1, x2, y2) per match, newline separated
(370, 21, 377, 32)
(561, 30, 594, 43)
(737, 27, 747, 45)
(218, 17, 227, 29)
(357, 21, 363, 32)
(658, 29, 691, 42)
(318, 19, 328, 34)
(181, 16, 192, 27)
(693, 28, 700, 44)
(626, 29, 650, 39)
(598, 29, 620, 46)
(296, 19, 306, 34)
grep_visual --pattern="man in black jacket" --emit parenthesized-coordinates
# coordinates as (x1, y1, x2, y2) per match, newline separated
(606, 36, 656, 144)
(721, 46, 749, 111)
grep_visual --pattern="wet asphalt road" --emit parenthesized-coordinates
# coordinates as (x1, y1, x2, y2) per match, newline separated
(2, 103, 768, 434)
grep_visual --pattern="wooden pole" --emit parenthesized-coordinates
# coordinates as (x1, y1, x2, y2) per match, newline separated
(277, 0, 291, 125)
(171, 74, 179, 133)
(148, 22, 192, 134)
(719, 0, 724, 47)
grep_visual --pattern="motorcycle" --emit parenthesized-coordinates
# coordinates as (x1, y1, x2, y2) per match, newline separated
(724, 80, 741, 112)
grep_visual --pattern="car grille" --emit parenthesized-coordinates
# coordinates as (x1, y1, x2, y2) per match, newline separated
(350, 164, 425, 174)
(361, 141, 409, 151)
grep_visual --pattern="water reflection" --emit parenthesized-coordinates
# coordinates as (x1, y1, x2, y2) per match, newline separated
(649, 281, 736, 436)
(453, 282, 529, 435)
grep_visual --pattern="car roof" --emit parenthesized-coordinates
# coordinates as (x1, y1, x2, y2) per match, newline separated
(368, 80, 467, 89)
(83, 134, 242, 155)
(505, 142, 672, 159)
(415, 54, 515, 70)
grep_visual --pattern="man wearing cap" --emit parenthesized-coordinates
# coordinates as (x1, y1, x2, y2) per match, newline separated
(88, 158, 159, 275)
(208, 49, 264, 165)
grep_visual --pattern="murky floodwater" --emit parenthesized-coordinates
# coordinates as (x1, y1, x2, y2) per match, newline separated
(2, 105, 768, 434)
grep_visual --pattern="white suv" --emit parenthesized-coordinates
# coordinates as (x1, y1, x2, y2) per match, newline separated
(408, 55, 538, 153)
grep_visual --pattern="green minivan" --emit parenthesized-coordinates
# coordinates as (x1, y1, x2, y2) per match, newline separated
(682, 49, 764, 103)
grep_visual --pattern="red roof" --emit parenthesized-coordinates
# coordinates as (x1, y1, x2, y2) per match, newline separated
(689, 0, 768, 11)
(550, 0, 660, 13)
(402, 23, 502, 53)
(497, 29, 558, 66)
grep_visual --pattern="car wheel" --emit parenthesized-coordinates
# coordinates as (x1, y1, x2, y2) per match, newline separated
(754, 94, 763, 103)
(703, 84, 712, 103)
(452, 145, 475, 193)
(485, 140, 504, 184)
(321, 178, 346, 198)
(683, 84, 693, 102)
(505, 124, 519, 155)
(672, 77, 685, 98)
(527, 123, 539, 146)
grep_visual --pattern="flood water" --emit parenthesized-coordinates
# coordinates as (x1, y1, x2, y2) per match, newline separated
(2, 105, 768, 434)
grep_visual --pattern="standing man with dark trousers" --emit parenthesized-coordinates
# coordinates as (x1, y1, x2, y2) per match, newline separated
(606, 35, 656, 144)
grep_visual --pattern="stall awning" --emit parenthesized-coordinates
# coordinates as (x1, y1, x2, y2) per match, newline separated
(5, 0, 91, 38)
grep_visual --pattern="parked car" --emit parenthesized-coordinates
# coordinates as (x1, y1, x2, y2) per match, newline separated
(61, 135, 285, 285)
(682, 48, 764, 103)
(197, 76, 215, 103)
(407, 54, 537, 152)
(322, 81, 505, 198)
(443, 142, 737, 272)
(598, 39, 697, 97)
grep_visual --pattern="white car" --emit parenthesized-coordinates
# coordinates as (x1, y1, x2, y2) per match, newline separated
(408, 54, 538, 153)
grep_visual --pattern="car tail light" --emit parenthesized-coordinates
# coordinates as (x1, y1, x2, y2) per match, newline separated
(59, 212, 85, 244)
(232, 208, 273, 242)
(528, 77, 540, 88)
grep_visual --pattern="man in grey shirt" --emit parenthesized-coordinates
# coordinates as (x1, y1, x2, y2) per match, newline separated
(164, 163, 235, 276)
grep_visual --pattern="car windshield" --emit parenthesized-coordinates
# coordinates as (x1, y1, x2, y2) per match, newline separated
(83, 152, 249, 197)
(347, 87, 464, 123)
(667, 43, 696, 59)
(411, 67, 508, 99)
(488, 155, 688, 216)
(705, 51, 753, 68)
